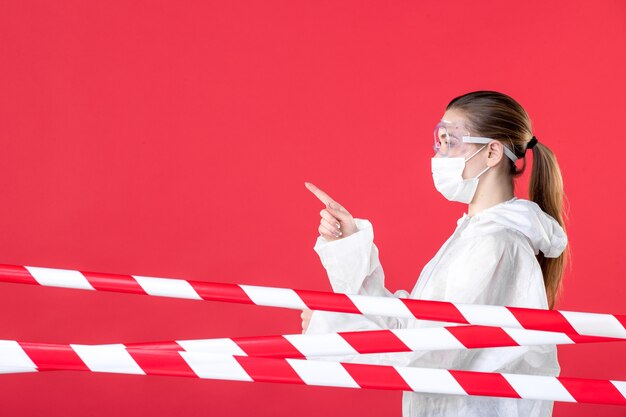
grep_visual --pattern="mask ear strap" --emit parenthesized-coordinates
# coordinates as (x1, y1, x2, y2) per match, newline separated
(464, 144, 487, 161)
(476, 165, 491, 178)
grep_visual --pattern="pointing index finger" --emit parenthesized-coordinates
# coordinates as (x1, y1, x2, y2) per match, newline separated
(304, 182, 334, 206)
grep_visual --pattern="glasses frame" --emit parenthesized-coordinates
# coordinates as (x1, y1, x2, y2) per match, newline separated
(433, 121, 518, 162)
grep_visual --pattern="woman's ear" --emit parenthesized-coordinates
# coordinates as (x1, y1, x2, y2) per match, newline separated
(486, 140, 504, 167)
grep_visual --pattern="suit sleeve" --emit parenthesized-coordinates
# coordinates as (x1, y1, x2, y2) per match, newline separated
(306, 218, 410, 333)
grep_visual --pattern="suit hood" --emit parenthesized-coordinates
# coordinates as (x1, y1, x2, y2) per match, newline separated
(458, 197, 568, 258)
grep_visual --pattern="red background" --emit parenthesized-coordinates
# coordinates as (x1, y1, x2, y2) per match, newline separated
(1, 1, 625, 416)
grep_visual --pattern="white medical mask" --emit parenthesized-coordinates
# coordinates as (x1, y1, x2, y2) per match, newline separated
(431, 145, 490, 204)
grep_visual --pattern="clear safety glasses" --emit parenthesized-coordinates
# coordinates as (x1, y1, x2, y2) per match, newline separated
(433, 120, 518, 162)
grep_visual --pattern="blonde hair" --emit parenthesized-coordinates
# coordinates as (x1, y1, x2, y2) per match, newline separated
(446, 90, 569, 309)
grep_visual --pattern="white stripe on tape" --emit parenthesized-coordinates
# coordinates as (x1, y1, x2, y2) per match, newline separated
(395, 366, 467, 396)
(348, 295, 414, 319)
(503, 328, 574, 346)
(502, 373, 576, 402)
(284, 333, 359, 357)
(25, 266, 94, 290)
(0, 367, 38, 374)
(611, 380, 626, 398)
(559, 311, 626, 339)
(286, 358, 360, 388)
(239, 285, 307, 309)
(0, 340, 37, 371)
(70, 344, 146, 374)
(455, 304, 522, 328)
(179, 352, 253, 381)
(177, 338, 247, 356)
(392, 328, 465, 351)
(132, 275, 202, 300)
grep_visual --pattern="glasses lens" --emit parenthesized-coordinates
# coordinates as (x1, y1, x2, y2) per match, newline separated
(433, 121, 470, 157)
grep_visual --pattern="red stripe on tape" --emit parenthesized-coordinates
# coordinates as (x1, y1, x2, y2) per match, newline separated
(20, 343, 89, 371)
(559, 377, 626, 406)
(81, 271, 146, 294)
(447, 326, 518, 349)
(295, 290, 361, 314)
(402, 299, 469, 324)
(340, 329, 411, 354)
(189, 281, 255, 304)
(449, 370, 520, 399)
(125, 341, 183, 351)
(235, 356, 305, 385)
(342, 362, 413, 391)
(507, 307, 579, 334)
(126, 348, 196, 378)
(235, 335, 305, 359)
(0, 264, 38, 285)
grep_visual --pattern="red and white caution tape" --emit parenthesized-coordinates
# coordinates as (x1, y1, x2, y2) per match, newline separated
(1, 340, 625, 405)
(125, 325, 621, 358)
(2, 263, 625, 339)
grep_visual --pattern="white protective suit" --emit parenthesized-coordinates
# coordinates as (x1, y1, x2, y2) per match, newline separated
(305, 197, 568, 417)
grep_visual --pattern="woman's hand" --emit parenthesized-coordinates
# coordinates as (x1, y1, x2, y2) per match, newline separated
(301, 309, 312, 333)
(304, 182, 358, 241)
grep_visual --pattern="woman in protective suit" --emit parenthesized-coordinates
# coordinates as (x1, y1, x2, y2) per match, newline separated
(301, 90, 569, 417)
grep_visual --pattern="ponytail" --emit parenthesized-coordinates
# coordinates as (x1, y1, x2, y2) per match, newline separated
(528, 142, 570, 309)
(447, 90, 570, 310)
